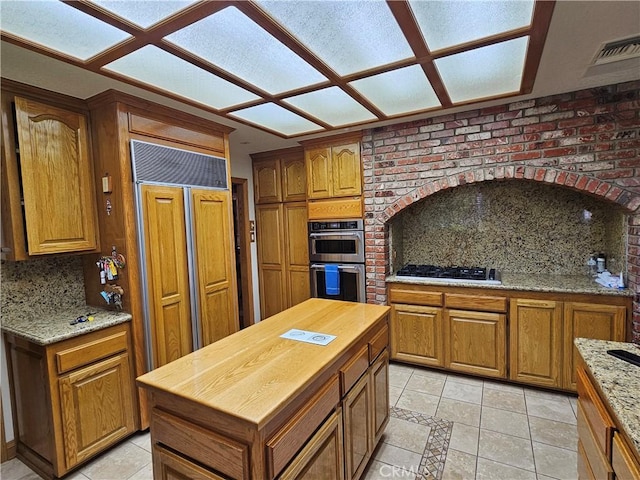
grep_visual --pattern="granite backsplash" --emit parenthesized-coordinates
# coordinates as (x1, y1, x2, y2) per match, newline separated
(389, 179, 627, 276)
(1, 255, 87, 319)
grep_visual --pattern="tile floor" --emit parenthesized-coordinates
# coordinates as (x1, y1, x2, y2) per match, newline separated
(1, 361, 579, 480)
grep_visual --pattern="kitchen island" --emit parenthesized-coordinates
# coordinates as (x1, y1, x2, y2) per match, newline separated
(136, 298, 390, 480)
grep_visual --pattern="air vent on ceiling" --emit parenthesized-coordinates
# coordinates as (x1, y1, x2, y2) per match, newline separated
(592, 36, 640, 65)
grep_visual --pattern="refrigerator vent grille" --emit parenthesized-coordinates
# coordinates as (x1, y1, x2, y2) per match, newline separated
(131, 140, 228, 189)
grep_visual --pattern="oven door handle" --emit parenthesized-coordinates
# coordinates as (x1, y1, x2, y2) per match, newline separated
(310, 264, 363, 272)
(309, 232, 361, 238)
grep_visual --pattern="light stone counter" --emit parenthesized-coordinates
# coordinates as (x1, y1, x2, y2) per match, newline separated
(386, 273, 633, 297)
(575, 338, 640, 457)
(1, 305, 132, 345)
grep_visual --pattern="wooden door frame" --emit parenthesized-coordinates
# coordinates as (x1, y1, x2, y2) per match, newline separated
(232, 177, 255, 327)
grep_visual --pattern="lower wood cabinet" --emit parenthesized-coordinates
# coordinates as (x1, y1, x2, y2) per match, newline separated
(343, 372, 372, 480)
(387, 282, 630, 392)
(153, 444, 226, 480)
(509, 298, 562, 388)
(445, 309, 506, 378)
(5, 323, 138, 478)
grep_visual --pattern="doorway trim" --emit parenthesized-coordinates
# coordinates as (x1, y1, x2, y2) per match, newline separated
(232, 177, 255, 328)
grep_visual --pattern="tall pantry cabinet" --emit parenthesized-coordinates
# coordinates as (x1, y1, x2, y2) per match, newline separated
(252, 147, 310, 319)
(85, 90, 238, 425)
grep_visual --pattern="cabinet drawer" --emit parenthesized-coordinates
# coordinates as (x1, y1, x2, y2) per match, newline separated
(340, 345, 369, 395)
(445, 293, 507, 313)
(152, 408, 249, 480)
(368, 324, 389, 363)
(153, 444, 226, 480)
(56, 330, 128, 374)
(612, 432, 640, 480)
(577, 403, 614, 480)
(266, 375, 340, 479)
(577, 367, 615, 455)
(577, 440, 596, 480)
(388, 288, 443, 307)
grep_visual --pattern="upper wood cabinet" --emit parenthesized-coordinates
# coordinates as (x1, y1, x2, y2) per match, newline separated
(1, 93, 99, 259)
(252, 147, 305, 204)
(305, 141, 361, 200)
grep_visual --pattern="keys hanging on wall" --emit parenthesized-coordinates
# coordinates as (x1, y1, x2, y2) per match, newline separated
(101, 284, 124, 310)
(96, 247, 126, 284)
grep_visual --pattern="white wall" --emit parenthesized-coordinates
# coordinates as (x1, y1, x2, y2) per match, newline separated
(229, 150, 262, 323)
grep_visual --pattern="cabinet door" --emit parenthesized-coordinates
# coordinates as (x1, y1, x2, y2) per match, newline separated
(282, 156, 307, 202)
(256, 204, 286, 318)
(58, 353, 135, 470)
(279, 409, 344, 480)
(191, 189, 238, 347)
(153, 444, 225, 480)
(306, 147, 332, 199)
(284, 202, 310, 308)
(343, 373, 372, 480)
(14, 97, 98, 255)
(390, 304, 444, 367)
(510, 298, 562, 388)
(445, 309, 506, 378)
(370, 350, 389, 446)
(253, 159, 282, 204)
(141, 184, 192, 367)
(563, 302, 626, 390)
(331, 143, 361, 197)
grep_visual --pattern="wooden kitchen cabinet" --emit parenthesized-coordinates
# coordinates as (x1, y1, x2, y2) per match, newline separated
(510, 298, 563, 388)
(153, 444, 225, 480)
(1, 90, 98, 259)
(253, 148, 309, 320)
(390, 303, 445, 367)
(445, 308, 507, 379)
(343, 372, 372, 480)
(370, 350, 390, 446)
(305, 142, 361, 200)
(5, 323, 137, 478)
(563, 302, 626, 390)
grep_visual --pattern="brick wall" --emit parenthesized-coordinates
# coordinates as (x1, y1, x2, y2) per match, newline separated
(361, 80, 640, 342)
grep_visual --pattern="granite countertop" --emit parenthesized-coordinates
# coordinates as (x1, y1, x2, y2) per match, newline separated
(1, 305, 132, 345)
(575, 338, 640, 456)
(386, 273, 633, 297)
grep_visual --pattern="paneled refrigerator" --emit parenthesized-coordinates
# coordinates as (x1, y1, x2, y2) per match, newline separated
(131, 140, 238, 369)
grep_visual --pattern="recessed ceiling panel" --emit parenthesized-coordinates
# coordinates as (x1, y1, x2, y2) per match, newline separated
(283, 87, 377, 127)
(255, 0, 414, 76)
(410, 0, 534, 52)
(0, 1, 131, 60)
(349, 65, 441, 116)
(436, 37, 529, 103)
(88, 0, 198, 29)
(103, 45, 260, 109)
(229, 103, 323, 136)
(164, 7, 327, 95)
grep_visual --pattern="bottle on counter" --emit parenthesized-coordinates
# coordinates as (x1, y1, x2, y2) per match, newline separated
(596, 253, 606, 273)
(587, 256, 597, 277)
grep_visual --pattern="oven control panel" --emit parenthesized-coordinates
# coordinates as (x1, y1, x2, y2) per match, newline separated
(309, 219, 363, 232)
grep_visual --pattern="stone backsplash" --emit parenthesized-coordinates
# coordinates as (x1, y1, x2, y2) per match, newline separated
(1, 256, 87, 319)
(389, 180, 627, 276)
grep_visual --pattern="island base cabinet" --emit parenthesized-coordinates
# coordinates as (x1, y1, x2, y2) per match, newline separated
(153, 445, 226, 480)
(371, 351, 389, 446)
(343, 373, 371, 480)
(280, 409, 344, 480)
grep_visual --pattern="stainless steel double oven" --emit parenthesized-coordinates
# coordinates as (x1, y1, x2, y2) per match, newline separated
(308, 219, 366, 303)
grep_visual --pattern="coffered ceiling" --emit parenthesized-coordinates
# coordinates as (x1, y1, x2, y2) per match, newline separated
(1, 0, 555, 138)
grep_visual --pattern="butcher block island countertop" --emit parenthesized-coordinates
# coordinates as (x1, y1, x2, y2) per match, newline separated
(137, 298, 391, 480)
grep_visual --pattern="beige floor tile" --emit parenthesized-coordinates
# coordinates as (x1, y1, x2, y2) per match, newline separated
(436, 398, 481, 427)
(478, 429, 535, 472)
(442, 449, 477, 480)
(525, 395, 577, 425)
(129, 430, 151, 452)
(405, 373, 446, 396)
(372, 442, 422, 473)
(80, 442, 151, 480)
(481, 405, 530, 439)
(482, 387, 527, 414)
(524, 387, 574, 404)
(529, 416, 578, 451)
(449, 422, 479, 456)
(389, 385, 403, 406)
(128, 462, 154, 480)
(532, 441, 578, 480)
(445, 373, 484, 387)
(476, 457, 537, 480)
(0, 459, 42, 480)
(483, 379, 524, 394)
(411, 367, 449, 381)
(569, 396, 578, 418)
(389, 363, 413, 388)
(443, 380, 483, 405)
(382, 417, 431, 454)
(396, 389, 440, 416)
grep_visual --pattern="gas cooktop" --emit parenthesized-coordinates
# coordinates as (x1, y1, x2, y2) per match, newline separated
(395, 264, 502, 285)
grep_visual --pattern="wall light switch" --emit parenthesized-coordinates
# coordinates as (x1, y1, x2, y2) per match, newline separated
(102, 175, 112, 193)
